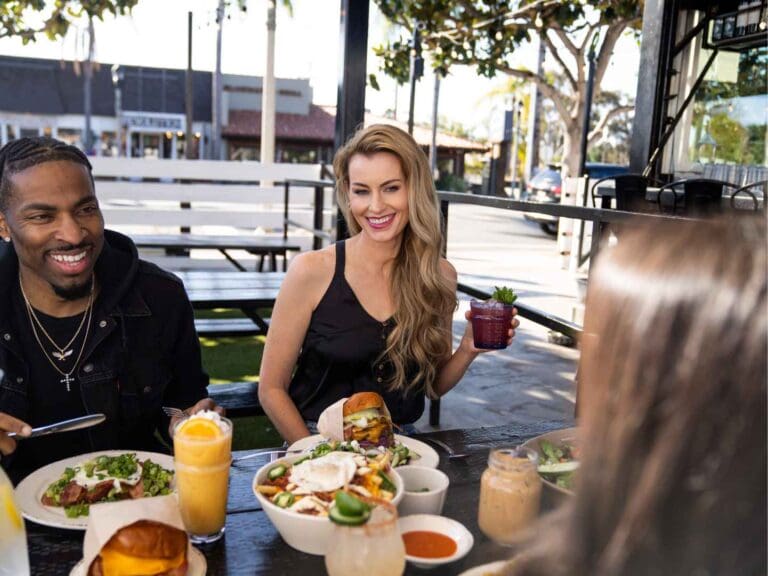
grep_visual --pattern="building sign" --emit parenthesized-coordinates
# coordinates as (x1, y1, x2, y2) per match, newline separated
(122, 111, 185, 132)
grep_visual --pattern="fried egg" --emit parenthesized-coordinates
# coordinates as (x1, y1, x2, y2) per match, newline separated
(290, 452, 357, 493)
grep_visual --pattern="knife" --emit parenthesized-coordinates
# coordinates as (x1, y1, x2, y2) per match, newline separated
(7, 413, 107, 439)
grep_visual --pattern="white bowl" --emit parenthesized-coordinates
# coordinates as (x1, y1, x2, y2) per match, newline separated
(398, 514, 474, 569)
(252, 454, 404, 555)
(397, 466, 449, 516)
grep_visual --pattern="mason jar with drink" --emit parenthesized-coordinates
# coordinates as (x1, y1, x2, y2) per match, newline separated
(478, 446, 541, 546)
(172, 411, 232, 544)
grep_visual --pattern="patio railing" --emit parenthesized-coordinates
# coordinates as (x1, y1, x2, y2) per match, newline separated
(284, 179, 695, 343)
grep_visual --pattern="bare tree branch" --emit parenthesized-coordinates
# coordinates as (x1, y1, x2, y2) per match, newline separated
(594, 20, 634, 89)
(498, 65, 574, 129)
(587, 105, 634, 144)
(543, 31, 577, 92)
(551, 24, 579, 57)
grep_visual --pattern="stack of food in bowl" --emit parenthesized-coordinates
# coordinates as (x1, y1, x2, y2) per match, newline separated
(252, 392, 473, 569)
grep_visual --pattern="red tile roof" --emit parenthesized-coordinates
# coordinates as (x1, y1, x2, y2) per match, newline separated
(223, 104, 487, 152)
(223, 104, 335, 141)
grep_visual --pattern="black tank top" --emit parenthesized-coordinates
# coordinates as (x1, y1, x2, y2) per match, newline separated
(288, 241, 425, 424)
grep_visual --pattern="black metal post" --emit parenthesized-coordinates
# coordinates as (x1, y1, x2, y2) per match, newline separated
(334, 0, 369, 239)
(283, 181, 290, 242)
(629, 0, 677, 174)
(578, 49, 597, 177)
(429, 199, 450, 427)
(407, 23, 424, 135)
(313, 186, 324, 250)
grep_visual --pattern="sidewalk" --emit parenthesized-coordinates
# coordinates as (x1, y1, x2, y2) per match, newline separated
(414, 204, 580, 432)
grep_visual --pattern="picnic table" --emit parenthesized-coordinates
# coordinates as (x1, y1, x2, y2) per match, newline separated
(25, 421, 570, 575)
(177, 271, 285, 337)
(132, 234, 303, 272)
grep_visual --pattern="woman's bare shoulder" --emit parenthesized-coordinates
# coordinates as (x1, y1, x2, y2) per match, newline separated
(439, 258, 457, 284)
(283, 245, 336, 299)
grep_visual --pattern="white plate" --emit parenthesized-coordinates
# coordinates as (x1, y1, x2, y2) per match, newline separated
(287, 434, 440, 468)
(69, 544, 206, 575)
(459, 560, 510, 576)
(15, 450, 175, 530)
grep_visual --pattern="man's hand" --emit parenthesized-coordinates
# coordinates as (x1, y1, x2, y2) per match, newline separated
(167, 398, 226, 437)
(0, 413, 32, 456)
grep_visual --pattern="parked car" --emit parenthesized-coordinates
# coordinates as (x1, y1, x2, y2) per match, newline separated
(522, 163, 629, 235)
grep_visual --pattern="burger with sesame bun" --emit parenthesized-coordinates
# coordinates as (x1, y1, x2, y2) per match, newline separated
(343, 392, 395, 448)
(87, 520, 188, 576)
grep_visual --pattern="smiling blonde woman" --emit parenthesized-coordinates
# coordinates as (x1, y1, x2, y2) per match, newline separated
(259, 124, 519, 443)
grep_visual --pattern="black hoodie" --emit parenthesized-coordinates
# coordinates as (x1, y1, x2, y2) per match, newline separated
(0, 230, 209, 482)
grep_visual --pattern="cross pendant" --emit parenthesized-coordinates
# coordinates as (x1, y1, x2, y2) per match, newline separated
(61, 374, 75, 392)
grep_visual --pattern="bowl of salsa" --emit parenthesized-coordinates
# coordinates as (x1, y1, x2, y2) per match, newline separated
(398, 514, 474, 569)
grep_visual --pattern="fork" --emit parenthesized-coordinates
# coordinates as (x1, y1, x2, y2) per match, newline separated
(425, 437, 469, 459)
(162, 406, 188, 419)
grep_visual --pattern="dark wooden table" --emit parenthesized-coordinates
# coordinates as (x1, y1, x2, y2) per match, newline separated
(132, 234, 302, 272)
(26, 421, 570, 575)
(175, 271, 285, 335)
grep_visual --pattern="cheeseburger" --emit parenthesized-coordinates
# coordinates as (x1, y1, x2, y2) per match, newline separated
(88, 520, 188, 576)
(343, 392, 394, 448)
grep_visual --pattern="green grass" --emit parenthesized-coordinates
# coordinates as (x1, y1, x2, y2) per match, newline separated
(196, 309, 281, 449)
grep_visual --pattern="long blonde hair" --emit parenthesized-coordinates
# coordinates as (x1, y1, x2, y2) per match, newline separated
(333, 124, 456, 397)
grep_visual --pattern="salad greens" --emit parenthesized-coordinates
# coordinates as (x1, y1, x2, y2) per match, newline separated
(537, 440, 579, 491)
(43, 454, 174, 518)
(308, 439, 419, 467)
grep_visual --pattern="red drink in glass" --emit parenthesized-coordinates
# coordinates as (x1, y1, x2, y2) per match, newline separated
(470, 300, 514, 349)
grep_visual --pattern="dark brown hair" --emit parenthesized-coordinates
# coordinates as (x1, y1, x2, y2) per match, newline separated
(509, 216, 767, 576)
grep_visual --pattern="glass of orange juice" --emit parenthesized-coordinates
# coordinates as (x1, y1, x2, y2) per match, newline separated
(172, 411, 232, 544)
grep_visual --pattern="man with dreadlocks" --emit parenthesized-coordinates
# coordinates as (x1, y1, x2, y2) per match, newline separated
(0, 137, 220, 483)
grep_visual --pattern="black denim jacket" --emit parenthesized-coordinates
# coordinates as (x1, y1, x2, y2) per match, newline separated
(0, 230, 209, 477)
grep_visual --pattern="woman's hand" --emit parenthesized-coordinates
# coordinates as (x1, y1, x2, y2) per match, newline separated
(459, 307, 520, 354)
(0, 412, 31, 456)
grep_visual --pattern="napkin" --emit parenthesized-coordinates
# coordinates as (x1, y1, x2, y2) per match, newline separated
(317, 396, 393, 442)
(81, 495, 187, 572)
(317, 397, 347, 441)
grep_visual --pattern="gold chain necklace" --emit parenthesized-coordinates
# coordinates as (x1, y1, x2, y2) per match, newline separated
(19, 276, 93, 362)
(19, 275, 95, 392)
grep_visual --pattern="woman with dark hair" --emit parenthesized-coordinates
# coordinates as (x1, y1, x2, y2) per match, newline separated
(259, 124, 518, 443)
(502, 216, 766, 576)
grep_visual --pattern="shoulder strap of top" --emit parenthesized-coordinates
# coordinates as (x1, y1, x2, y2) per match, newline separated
(334, 240, 346, 279)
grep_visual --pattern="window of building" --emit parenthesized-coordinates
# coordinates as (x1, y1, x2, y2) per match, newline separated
(689, 46, 766, 169)
(666, 9, 767, 182)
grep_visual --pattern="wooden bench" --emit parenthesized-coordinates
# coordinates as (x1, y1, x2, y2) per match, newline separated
(194, 318, 269, 337)
(207, 381, 263, 418)
(90, 157, 335, 271)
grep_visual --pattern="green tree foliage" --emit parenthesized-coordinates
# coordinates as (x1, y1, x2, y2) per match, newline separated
(373, 0, 643, 175)
(0, 0, 138, 43)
